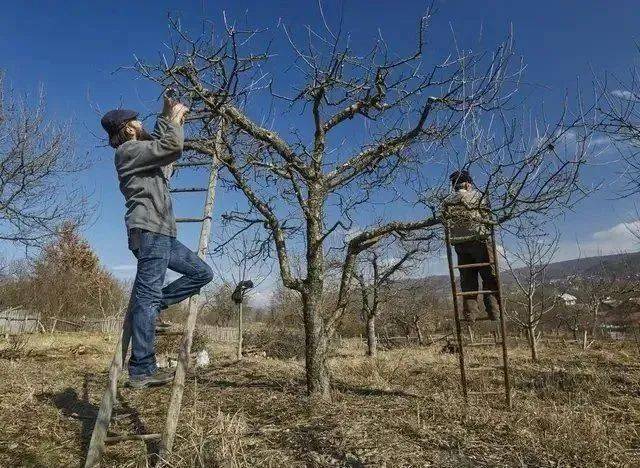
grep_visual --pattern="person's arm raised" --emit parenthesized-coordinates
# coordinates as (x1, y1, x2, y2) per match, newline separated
(119, 118, 184, 175)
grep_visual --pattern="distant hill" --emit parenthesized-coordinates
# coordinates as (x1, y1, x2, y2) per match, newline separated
(402, 251, 640, 292)
(527, 251, 640, 281)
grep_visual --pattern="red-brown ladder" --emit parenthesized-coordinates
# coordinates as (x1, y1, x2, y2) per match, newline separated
(443, 223, 512, 408)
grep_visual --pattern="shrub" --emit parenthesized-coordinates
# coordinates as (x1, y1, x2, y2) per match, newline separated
(243, 326, 306, 359)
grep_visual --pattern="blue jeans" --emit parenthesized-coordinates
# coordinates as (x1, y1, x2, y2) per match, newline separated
(127, 228, 214, 377)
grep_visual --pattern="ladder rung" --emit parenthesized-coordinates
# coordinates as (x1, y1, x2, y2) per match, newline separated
(170, 187, 208, 193)
(105, 433, 161, 444)
(176, 217, 207, 223)
(457, 290, 498, 297)
(455, 262, 493, 269)
(174, 161, 212, 168)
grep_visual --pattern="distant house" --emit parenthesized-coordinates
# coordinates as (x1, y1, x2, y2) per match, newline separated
(558, 293, 577, 306)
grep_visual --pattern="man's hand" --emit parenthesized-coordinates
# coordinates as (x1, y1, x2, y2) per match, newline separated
(162, 92, 190, 125)
(170, 102, 190, 125)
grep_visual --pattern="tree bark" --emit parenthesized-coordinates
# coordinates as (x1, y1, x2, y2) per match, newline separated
(236, 302, 243, 361)
(527, 300, 538, 362)
(528, 326, 538, 362)
(590, 303, 600, 338)
(302, 292, 331, 401)
(414, 317, 424, 346)
(300, 189, 333, 401)
(366, 313, 377, 357)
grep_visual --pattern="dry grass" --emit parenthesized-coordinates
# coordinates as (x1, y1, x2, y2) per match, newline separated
(0, 332, 638, 467)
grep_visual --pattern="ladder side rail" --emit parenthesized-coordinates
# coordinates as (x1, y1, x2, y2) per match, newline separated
(490, 226, 512, 408)
(160, 123, 221, 459)
(85, 302, 133, 467)
(444, 219, 469, 403)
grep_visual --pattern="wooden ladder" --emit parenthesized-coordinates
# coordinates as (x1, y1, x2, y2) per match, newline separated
(84, 125, 222, 467)
(443, 222, 512, 408)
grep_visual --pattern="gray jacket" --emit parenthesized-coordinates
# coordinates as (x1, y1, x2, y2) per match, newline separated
(114, 116, 184, 237)
(442, 188, 492, 244)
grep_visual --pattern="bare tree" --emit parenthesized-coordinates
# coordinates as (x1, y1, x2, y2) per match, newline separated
(594, 65, 640, 243)
(501, 224, 560, 361)
(572, 264, 632, 342)
(210, 223, 271, 359)
(382, 284, 446, 346)
(134, 9, 594, 399)
(0, 72, 87, 246)
(595, 63, 640, 198)
(355, 239, 428, 357)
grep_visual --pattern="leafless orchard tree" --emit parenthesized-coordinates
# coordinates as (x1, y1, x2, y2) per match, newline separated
(355, 238, 430, 357)
(0, 72, 87, 247)
(501, 223, 560, 361)
(381, 282, 446, 346)
(210, 223, 272, 359)
(572, 262, 633, 343)
(596, 65, 640, 198)
(133, 8, 595, 399)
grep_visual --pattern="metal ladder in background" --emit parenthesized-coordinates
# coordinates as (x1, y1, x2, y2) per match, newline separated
(443, 222, 512, 408)
(84, 125, 222, 467)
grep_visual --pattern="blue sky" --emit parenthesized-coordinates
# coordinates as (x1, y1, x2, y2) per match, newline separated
(1, 0, 639, 292)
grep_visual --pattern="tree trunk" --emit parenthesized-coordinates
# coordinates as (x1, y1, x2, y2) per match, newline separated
(236, 302, 243, 361)
(527, 300, 537, 362)
(302, 292, 331, 401)
(366, 313, 377, 357)
(301, 190, 332, 401)
(414, 319, 424, 346)
(528, 326, 538, 362)
(590, 304, 600, 338)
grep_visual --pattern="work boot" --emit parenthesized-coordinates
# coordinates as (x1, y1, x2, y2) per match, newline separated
(461, 298, 478, 324)
(484, 295, 500, 321)
(128, 369, 175, 389)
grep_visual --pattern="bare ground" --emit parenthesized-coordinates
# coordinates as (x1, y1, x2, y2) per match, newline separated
(0, 332, 639, 467)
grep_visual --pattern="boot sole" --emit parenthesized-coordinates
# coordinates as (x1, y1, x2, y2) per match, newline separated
(127, 378, 174, 389)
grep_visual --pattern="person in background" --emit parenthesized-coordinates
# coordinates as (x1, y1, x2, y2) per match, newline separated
(443, 170, 499, 324)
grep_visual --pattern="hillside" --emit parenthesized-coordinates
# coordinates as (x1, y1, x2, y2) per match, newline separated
(403, 251, 640, 293)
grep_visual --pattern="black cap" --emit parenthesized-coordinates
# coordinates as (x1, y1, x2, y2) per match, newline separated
(449, 170, 473, 186)
(100, 109, 139, 136)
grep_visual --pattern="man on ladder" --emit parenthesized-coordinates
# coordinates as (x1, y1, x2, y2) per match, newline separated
(443, 170, 499, 324)
(101, 95, 214, 389)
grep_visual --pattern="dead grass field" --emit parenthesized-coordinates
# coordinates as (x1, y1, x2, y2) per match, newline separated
(0, 332, 639, 467)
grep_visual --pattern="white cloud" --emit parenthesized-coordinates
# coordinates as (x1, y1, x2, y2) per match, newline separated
(611, 89, 639, 101)
(591, 220, 640, 249)
(554, 220, 640, 261)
